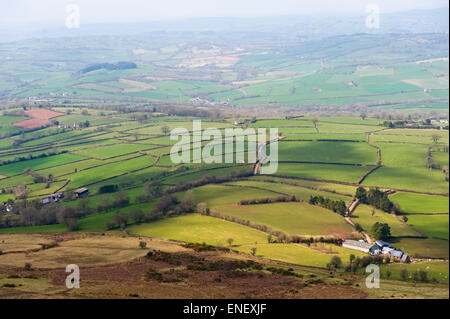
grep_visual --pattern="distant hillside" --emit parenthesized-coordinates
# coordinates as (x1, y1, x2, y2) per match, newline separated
(80, 61, 137, 74)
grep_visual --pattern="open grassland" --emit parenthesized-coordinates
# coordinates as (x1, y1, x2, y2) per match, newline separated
(390, 192, 449, 214)
(0, 234, 184, 268)
(129, 214, 269, 246)
(0, 234, 55, 253)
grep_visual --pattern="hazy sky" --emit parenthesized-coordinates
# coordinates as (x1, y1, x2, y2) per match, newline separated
(1, 0, 448, 28)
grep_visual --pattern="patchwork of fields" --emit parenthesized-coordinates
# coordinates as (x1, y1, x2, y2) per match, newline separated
(0, 108, 448, 289)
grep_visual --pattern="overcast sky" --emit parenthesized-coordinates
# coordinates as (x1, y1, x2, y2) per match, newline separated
(1, 0, 448, 28)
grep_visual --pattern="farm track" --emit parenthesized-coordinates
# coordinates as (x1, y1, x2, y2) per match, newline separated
(344, 216, 372, 242)
(346, 198, 359, 216)
(356, 132, 382, 184)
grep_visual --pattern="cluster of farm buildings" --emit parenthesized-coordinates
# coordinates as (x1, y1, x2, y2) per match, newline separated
(40, 188, 88, 205)
(343, 239, 410, 263)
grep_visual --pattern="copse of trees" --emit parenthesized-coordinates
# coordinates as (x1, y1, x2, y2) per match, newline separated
(106, 212, 129, 230)
(355, 187, 394, 213)
(95, 196, 130, 213)
(370, 222, 391, 241)
(326, 256, 342, 270)
(105, 191, 196, 230)
(98, 184, 119, 194)
(135, 181, 163, 203)
(308, 195, 347, 215)
(15, 202, 83, 231)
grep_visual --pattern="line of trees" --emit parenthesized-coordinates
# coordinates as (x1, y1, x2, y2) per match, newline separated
(308, 195, 347, 215)
(239, 196, 297, 205)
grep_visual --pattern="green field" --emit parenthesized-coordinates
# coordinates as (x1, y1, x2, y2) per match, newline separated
(363, 142, 449, 193)
(389, 237, 449, 259)
(406, 214, 449, 239)
(73, 143, 155, 159)
(351, 204, 419, 237)
(277, 141, 377, 164)
(390, 192, 449, 214)
(228, 180, 351, 202)
(382, 260, 449, 283)
(0, 153, 85, 175)
(128, 214, 269, 246)
(275, 162, 369, 182)
(211, 201, 355, 238)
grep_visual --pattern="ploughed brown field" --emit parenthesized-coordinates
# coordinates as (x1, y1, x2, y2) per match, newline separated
(12, 108, 64, 129)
